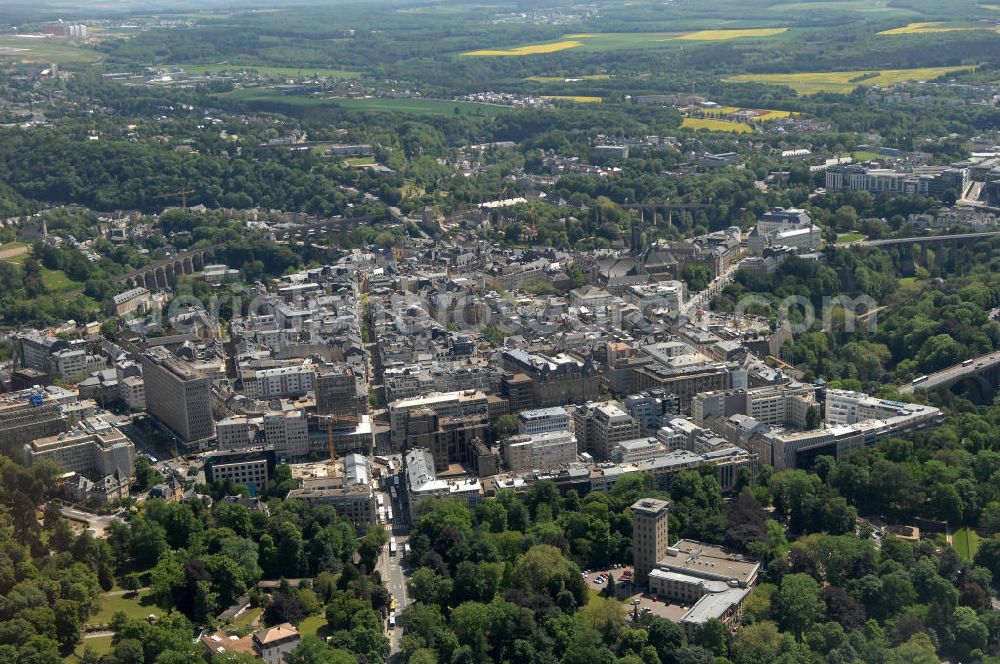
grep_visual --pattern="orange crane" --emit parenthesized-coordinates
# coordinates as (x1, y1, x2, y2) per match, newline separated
(154, 188, 195, 209)
(318, 413, 390, 463)
(327, 418, 336, 464)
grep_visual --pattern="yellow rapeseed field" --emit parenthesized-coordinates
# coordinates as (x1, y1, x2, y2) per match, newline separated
(463, 40, 582, 56)
(700, 107, 794, 121)
(725, 66, 975, 95)
(682, 117, 753, 133)
(754, 109, 794, 120)
(678, 28, 788, 41)
(541, 95, 603, 103)
(466, 28, 788, 57)
(878, 21, 990, 34)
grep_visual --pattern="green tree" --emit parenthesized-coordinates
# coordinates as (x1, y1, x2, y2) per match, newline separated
(773, 573, 824, 640)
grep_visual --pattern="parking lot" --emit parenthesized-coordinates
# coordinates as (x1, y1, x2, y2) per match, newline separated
(625, 592, 691, 622)
(582, 566, 692, 622)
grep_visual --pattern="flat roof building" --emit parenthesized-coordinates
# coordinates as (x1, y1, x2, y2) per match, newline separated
(23, 415, 135, 481)
(0, 388, 68, 457)
(142, 348, 214, 444)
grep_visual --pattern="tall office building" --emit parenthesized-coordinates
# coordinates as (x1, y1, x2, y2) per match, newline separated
(631, 498, 671, 585)
(142, 348, 214, 443)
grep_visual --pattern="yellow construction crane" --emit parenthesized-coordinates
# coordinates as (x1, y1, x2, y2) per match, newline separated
(154, 188, 195, 209)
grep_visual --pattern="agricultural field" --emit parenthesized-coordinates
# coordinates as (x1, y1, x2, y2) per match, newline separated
(701, 107, 794, 121)
(681, 117, 753, 133)
(220, 89, 512, 117)
(462, 28, 789, 56)
(878, 21, 999, 35)
(0, 35, 103, 66)
(526, 74, 612, 82)
(725, 65, 975, 95)
(541, 95, 603, 103)
(677, 27, 788, 40)
(324, 97, 513, 116)
(167, 63, 361, 78)
(767, 0, 917, 13)
(463, 40, 584, 56)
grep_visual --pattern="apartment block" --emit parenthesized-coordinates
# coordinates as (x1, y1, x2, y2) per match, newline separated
(632, 363, 741, 410)
(611, 437, 666, 463)
(203, 449, 277, 489)
(692, 384, 816, 429)
(388, 390, 490, 448)
(264, 409, 310, 459)
(573, 401, 641, 461)
(216, 415, 257, 451)
(0, 389, 68, 457)
(405, 447, 483, 518)
(625, 390, 680, 432)
(242, 365, 314, 399)
(119, 375, 146, 411)
(503, 429, 577, 472)
(286, 455, 377, 528)
(23, 415, 135, 480)
(500, 349, 600, 408)
(516, 407, 570, 435)
(315, 366, 363, 417)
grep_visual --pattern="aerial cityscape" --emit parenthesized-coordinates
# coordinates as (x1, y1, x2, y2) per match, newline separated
(0, 0, 999, 662)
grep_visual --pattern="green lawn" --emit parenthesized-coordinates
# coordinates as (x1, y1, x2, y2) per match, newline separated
(298, 614, 328, 638)
(87, 590, 156, 626)
(836, 232, 866, 243)
(953, 528, 981, 561)
(850, 151, 883, 161)
(65, 635, 114, 663)
(40, 268, 83, 292)
(232, 606, 263, 628)
(168, 63, 361, 78)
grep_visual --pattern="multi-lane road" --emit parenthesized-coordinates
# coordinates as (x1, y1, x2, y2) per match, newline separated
(376, 463, 412, 655)
(898, 349, 1000, 395)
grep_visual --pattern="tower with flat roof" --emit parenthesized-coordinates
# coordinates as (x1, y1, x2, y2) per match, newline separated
(632, 497, 671, 585)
